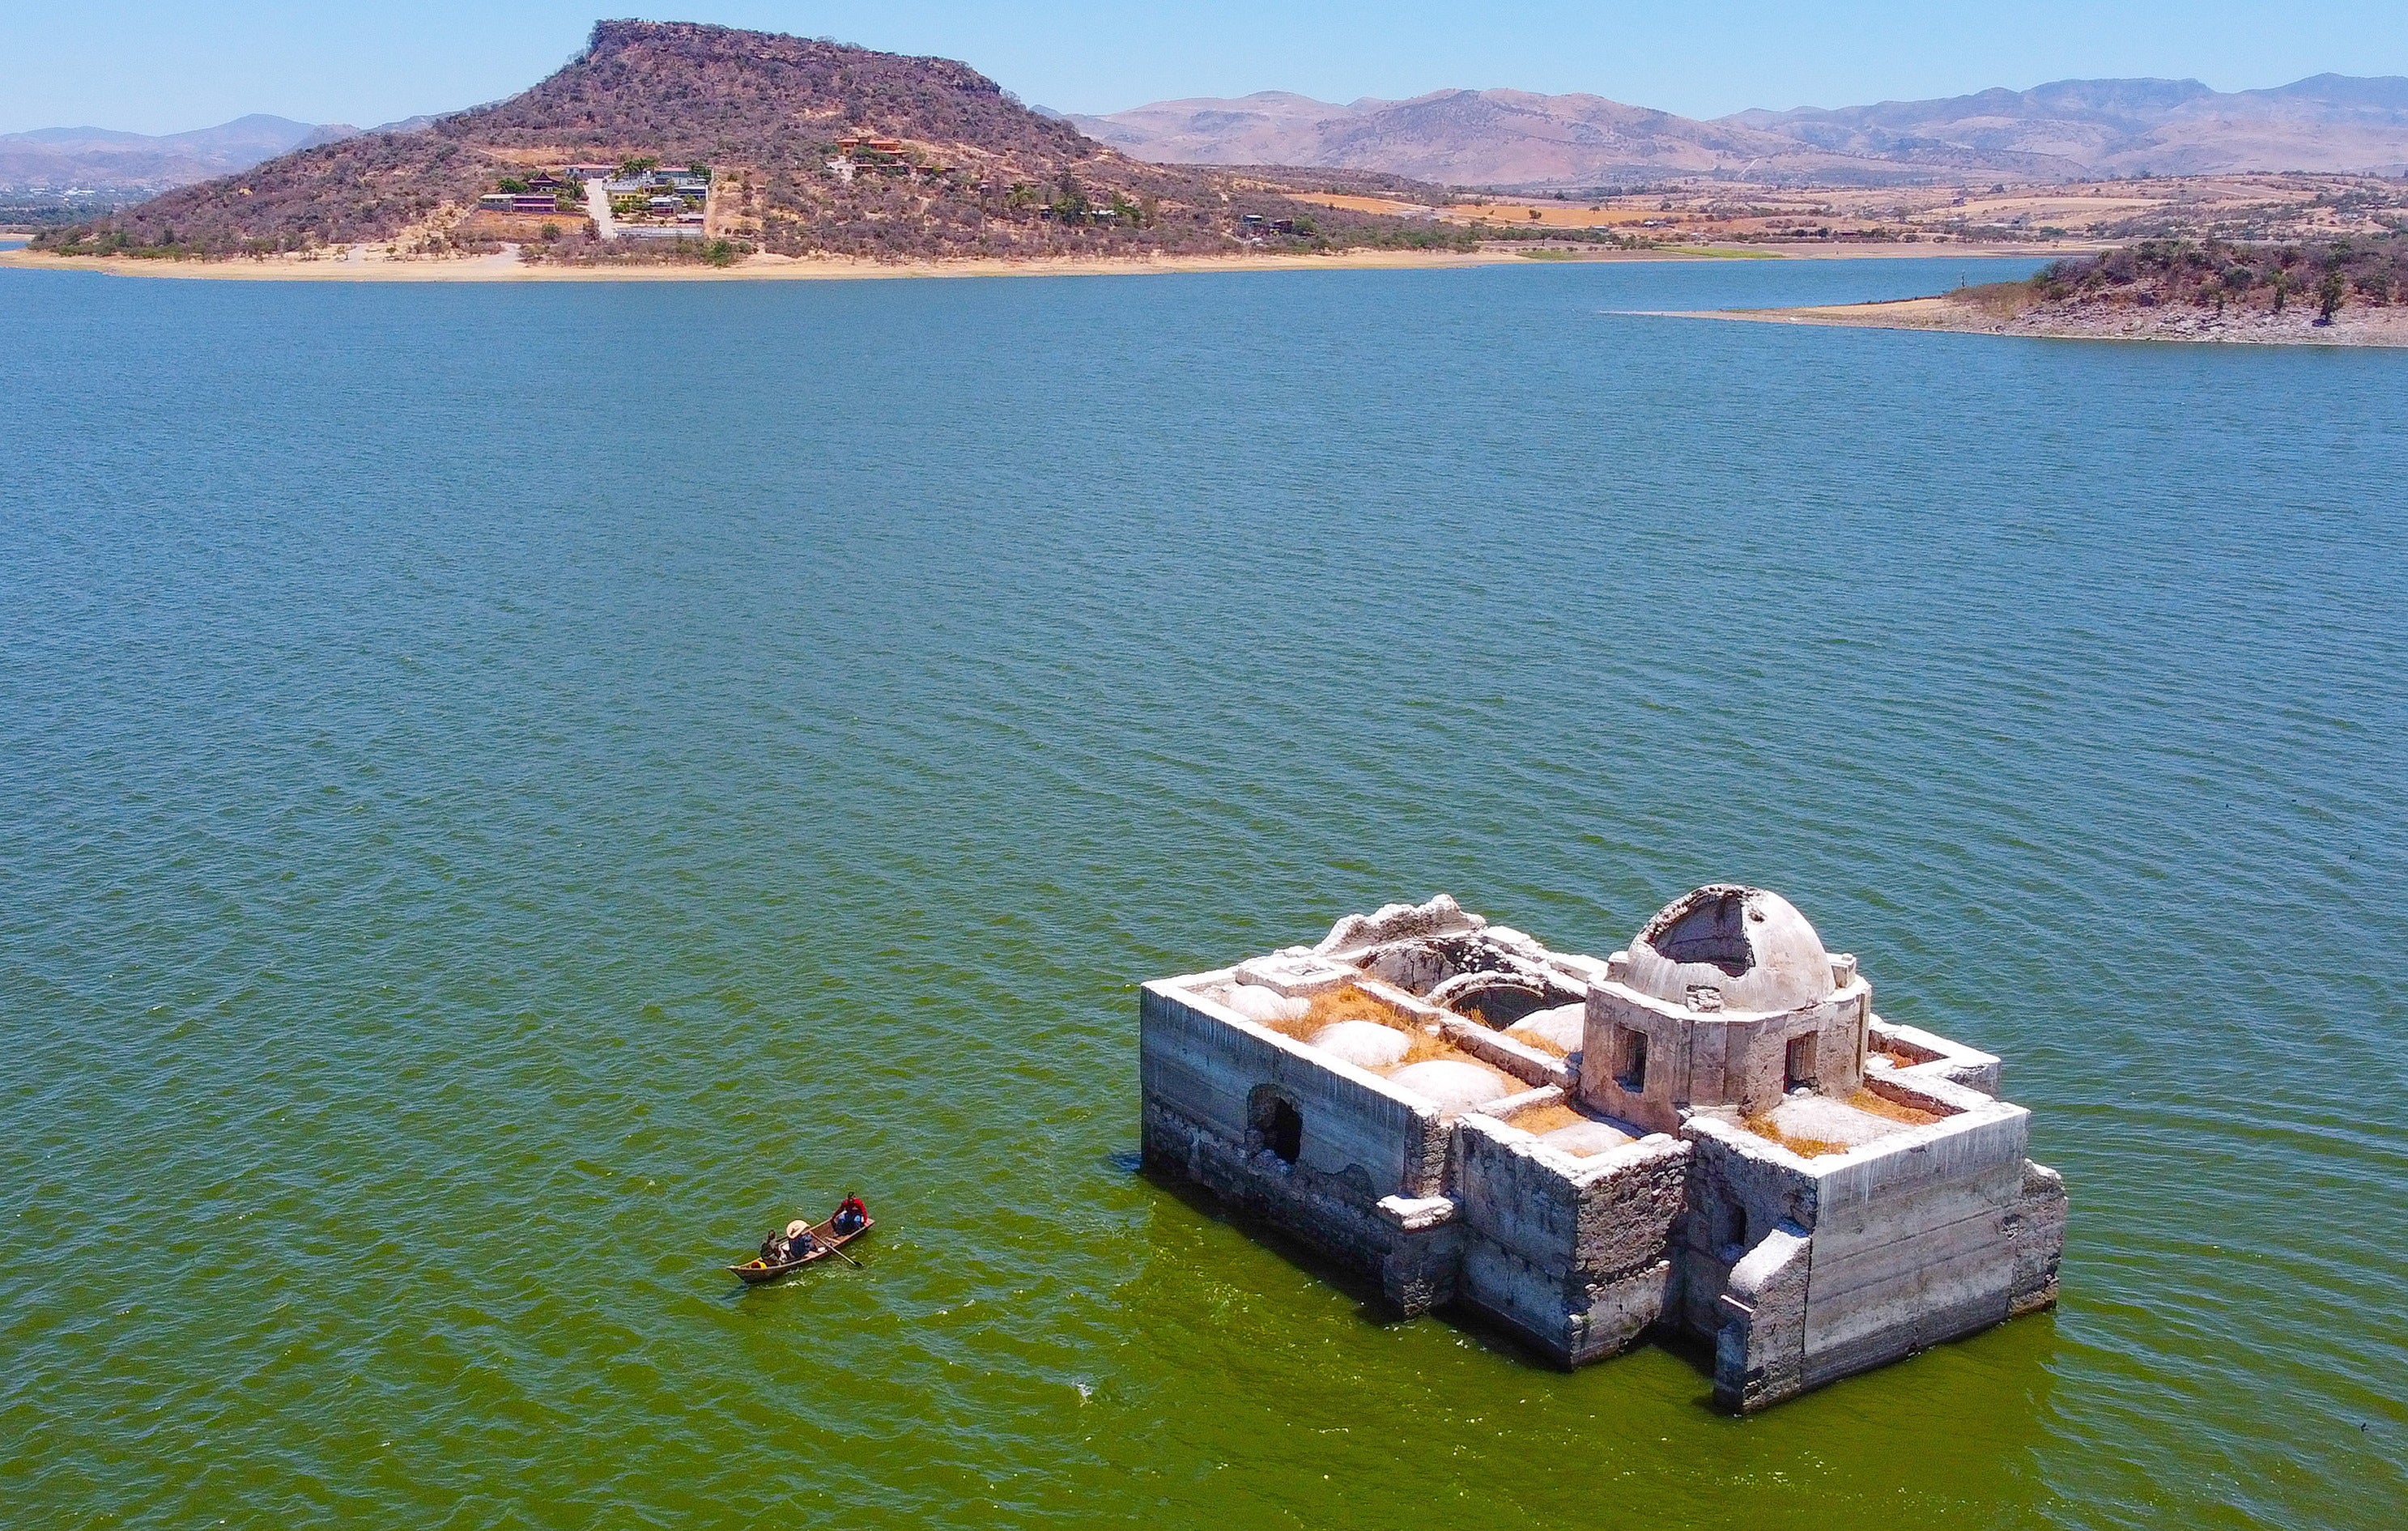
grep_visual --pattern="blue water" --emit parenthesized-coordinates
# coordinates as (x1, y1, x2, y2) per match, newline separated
(2, 255, 2403, 1529)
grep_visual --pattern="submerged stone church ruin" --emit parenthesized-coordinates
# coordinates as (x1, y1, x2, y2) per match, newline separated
(1138, 887, 2066, 1411)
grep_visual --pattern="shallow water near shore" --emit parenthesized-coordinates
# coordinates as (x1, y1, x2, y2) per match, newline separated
(3, 255, 2402, 1529)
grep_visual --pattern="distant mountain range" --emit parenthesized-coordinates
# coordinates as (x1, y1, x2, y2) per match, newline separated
(1068, 74, 2408, 189)
(19, 66, 2408, 205)
(0, 115, 362, 197)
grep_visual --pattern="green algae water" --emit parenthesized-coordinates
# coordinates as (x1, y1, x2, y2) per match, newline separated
(2, 257, 2402, 1529)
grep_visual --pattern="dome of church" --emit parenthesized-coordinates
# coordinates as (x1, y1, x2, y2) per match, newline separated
(1619, 885, 1834, 1014)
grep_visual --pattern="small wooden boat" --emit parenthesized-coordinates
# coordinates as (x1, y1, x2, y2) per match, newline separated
(728, 1214, 874, 1284)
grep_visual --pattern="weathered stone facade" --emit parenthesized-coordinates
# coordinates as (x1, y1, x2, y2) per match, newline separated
(1138, 887, 2066, 1412)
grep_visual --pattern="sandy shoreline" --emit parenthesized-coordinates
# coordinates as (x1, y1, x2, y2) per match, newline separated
(0, 240, 2083, 285)
(1665, 294, 2408, 347)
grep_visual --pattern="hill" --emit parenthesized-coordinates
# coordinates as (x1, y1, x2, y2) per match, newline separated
(39, 21, 1464, 262)
(0, 115, 353, 199)
(1075, 74, 2408, 190)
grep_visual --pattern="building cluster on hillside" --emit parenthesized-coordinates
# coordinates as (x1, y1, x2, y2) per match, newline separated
(466, 164, 715, 241)
(603, 168, 709, 233)
(823, 134, 948, 185)
(476, 169, 581, 217)
(1139, 887, 2066, 1412)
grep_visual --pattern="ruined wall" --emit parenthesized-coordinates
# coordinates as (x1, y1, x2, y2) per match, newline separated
(1870, 1016, 2004, 1096)
(2006, 1159, 2068, 1316)
(1799, 1098, 2031, 1389)
(1683, 1080, 2057, 1410)
(1141, 980, 1446, 1196)
(1713, 1225, 1811, 1412)
(1676, 1120, 1823, 1340)
(1139, 979, 1450, 1285)
(1449, 1114, 1688, 1363)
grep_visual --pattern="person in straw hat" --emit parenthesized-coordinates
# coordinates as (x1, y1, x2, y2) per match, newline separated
(760, 1218, 819, 1264)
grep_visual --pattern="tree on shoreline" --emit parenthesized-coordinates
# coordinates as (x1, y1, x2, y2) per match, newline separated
(2317, 268, 2347, 321)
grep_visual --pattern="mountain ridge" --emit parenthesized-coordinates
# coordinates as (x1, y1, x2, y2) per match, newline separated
(1074, 74, 2408, 188)
(0, 115, 355, 196)
(22, 67, 2408, 203)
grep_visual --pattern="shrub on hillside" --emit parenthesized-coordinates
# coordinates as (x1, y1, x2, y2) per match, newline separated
(2033, 235, 2406, 316)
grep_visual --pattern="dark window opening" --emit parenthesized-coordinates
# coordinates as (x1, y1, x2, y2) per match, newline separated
(1721, 1202, 1748, 1252)
(1265, 1097, 1303, 1164)
(1785, 1033, 1819, 1092)
(1615, 1027, 1649, 1092)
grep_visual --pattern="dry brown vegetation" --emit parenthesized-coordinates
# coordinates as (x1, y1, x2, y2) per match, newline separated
(1739, 1084, 1945, 1158)
(1501, 1101, 1591, 1136)
(1740, 1118, 1851, 1159)
(1259, 985, 1497, 1072)
(1417, 172, 2408, 250)
(2028, 233, 2407, 317)
(1847, 1087, 1946, 1127)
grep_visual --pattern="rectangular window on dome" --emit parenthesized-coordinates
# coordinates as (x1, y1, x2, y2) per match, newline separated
(1785, 1033, 1819, 1092)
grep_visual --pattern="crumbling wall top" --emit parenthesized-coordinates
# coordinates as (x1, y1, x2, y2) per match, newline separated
(1313, 894, 1486, 959)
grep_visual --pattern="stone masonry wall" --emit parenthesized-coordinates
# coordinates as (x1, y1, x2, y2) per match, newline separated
(1139, 980, 1447, 1200)
(1138, 979, 1451, 1292)
(1449, 1115, 1688, 1363)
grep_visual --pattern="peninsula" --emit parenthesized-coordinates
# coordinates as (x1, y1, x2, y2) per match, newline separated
(1688, 234, 2408, 346)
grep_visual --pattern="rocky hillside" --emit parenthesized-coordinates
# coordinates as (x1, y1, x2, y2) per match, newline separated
(2026, 234, 2406, 316)
(1800, 233, 2408, 347)
(1076, 74, 2408, 190)
(41, 21, 1453, 260)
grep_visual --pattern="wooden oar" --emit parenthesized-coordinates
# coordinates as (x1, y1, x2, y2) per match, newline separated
(814, 1220, 863, 1268)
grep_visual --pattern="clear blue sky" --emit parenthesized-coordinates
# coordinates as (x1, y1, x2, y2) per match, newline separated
(5, 1, 2405, 135)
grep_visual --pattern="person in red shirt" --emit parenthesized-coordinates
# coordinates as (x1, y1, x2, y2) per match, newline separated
(832, 1194, 868, 1235)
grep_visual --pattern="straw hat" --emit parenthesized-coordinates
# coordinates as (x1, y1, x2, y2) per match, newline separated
(785, 1219, 808, 1240)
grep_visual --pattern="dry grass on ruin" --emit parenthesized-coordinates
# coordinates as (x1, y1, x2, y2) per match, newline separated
(1847, 1087, 1944, 1127)
(1257, 984, 1405, 1043)
(1739, 1117, 1851, 1159)
(1503, 1102, 1590, 1136)
(1266, 985, 1499, 1072)
(1740, 1086, 1945, 1157)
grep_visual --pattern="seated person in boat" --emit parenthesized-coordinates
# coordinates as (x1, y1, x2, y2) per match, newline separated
(832, 1195, 868, 1235)
(762, 1218, 813, 1263)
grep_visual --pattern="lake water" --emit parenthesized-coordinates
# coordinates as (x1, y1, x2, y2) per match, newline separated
(2, 255, 2402, 1529)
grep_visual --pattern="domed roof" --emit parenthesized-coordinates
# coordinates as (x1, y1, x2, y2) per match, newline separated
(1387, 1059, 1517, 1113)
(1309, 1020, 1410, 1071)
(1620, 885, 1834, 1014)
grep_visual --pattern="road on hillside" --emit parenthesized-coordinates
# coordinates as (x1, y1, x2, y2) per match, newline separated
(584, 179, 618, 242)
